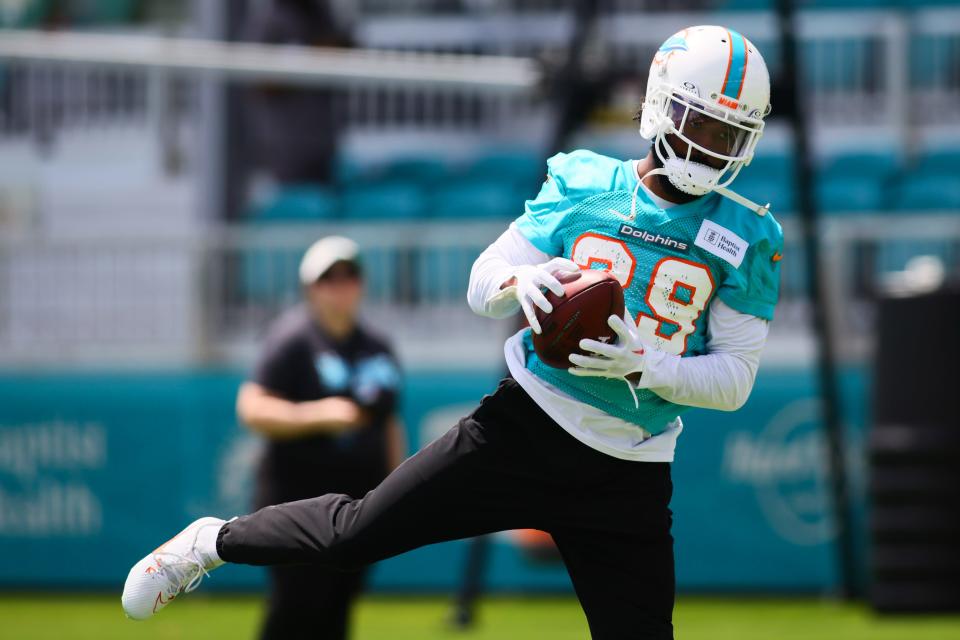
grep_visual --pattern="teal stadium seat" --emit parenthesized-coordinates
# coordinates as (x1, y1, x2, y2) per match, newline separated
(891, 150, 960, 211)
(880, 149, 960, 274)
(379, 155, 449, 188)
(823, 152, 899, 179)
(341, 182, 426, 220)
(249, 185, 339, 222)
(67, 0, 139, 24)
(816, 151, 899, 213)
(910, 36, 939, 89)
(805, 0, 899, 8)
(717, 0, 899, 8)
(712, 0, 770, 11)
(333, 156, 367, 187)
(735, 153, 796, 215)
(816, 179, 885, 213)
(429, 179, 521, 219)
(465, 148, 544, 193)
(0, 0, 52, 27)
(910, 150, 960, 178)
(891, 175, 960, 211)
(898, 0, 960, 8)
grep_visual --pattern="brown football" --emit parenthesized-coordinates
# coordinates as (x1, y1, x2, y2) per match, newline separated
(532, 269, 625, 369)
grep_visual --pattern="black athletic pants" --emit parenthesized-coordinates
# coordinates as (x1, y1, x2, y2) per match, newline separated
(219, 378, 675, 639)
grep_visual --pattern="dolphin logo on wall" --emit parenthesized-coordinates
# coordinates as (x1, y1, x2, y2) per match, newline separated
(722, 398, 862, 546)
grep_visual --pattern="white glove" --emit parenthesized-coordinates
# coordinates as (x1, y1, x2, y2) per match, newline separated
(569, 311, 661, 410)
(568, 312, 649, 380)
(504, 257, 580, 334)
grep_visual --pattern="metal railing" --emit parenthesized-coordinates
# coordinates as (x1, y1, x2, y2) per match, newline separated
(0, 221, 508, 367)
(2, 8, 959, 144)
(1, 215, 957, 367)
(0, 27, 541, 143)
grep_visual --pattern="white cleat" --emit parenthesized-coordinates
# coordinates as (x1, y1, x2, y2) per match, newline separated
(121, 517, 226, 620)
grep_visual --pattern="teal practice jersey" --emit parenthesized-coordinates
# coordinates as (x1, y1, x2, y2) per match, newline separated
(514, 149, 784, 435)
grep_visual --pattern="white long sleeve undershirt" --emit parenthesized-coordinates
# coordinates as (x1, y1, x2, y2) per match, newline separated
(467, 223, 549, 320)
(468, 223, 769, 413)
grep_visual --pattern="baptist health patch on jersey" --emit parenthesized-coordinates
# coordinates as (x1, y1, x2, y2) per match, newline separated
(695, 219, 749, 268)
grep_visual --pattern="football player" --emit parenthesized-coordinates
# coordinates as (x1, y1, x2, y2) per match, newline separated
(122, 26, 782, 640)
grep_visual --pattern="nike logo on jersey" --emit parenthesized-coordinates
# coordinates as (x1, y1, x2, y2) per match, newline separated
(617, 224, 690, 252)
(772, 251, 783, 263)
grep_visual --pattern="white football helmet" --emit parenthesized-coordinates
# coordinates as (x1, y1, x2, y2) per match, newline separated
(639, 25, 772, 212)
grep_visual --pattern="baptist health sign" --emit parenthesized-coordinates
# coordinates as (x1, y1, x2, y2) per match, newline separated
(0, 420, 105, 535)
(0, 367, 867, 591)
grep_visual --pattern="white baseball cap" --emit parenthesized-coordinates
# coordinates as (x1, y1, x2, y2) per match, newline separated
(299, 235, 361, 285)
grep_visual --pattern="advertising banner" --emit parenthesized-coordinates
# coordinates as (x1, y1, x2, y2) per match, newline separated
(0, 367, 866, 592)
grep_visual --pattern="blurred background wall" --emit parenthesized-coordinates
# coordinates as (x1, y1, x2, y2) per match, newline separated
(0, 0, 958, 595)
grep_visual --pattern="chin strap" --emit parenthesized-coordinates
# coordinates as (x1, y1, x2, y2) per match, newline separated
(714, 185, 770, 217)
(640, 167, 771, 217)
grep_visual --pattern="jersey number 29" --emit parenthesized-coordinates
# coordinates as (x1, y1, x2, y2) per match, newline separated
(571, 234, 714, 355)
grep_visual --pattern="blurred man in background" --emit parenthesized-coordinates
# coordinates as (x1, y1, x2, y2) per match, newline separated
(243, 0, 353, 186)
(236, 235, 404, 640)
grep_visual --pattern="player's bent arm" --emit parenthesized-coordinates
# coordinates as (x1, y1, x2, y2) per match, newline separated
(468, 224, 580, 332)
(236, 382, 366, 439)
(642, 299, 768, 411)
(644, 350, 760, 411)
(467, 224, 552, 318)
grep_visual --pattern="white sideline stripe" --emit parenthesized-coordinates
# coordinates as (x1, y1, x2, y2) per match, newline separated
(0, 29, 540, 92)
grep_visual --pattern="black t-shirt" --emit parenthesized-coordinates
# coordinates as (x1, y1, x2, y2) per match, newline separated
(250, 304, 400, 506)
(242, 1, 353, 184)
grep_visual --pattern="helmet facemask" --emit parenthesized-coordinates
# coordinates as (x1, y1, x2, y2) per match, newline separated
(647, 89, 765, 196)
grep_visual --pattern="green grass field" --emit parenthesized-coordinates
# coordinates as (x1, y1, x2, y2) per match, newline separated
(2, 595, 959, 640)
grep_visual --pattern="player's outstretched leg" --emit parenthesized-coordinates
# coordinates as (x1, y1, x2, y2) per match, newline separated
(122, 379, 546, 621)
(121, 516, 227, 620)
